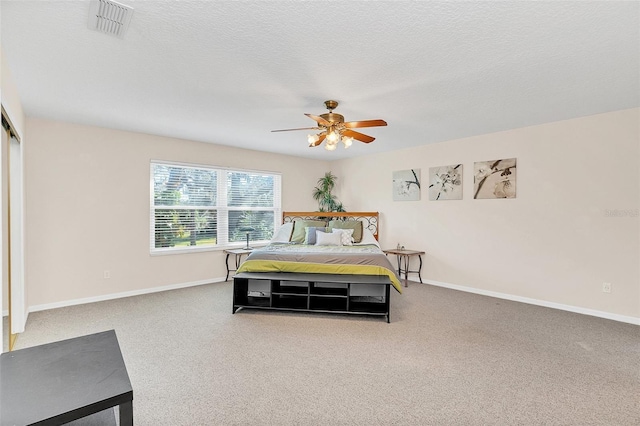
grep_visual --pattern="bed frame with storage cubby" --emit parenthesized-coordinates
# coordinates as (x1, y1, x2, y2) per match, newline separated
(232, 272, 392, 322)
(232, 211, 398, 322)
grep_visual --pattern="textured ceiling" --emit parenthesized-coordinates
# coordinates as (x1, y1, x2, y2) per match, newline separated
(1, 1, 638, 160)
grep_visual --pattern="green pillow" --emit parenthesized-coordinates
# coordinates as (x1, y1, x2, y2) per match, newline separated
(329, 220, 363, 243)
(290, 219, 326, 243)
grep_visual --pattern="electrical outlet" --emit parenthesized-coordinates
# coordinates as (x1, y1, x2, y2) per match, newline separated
(103, 270, 110, 279)
(602, 282, 611, 293)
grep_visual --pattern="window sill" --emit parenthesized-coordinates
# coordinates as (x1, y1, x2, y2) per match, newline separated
(150, 242, 269, 256)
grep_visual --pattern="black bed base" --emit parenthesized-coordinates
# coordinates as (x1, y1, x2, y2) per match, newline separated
(232, 272, 392, 323)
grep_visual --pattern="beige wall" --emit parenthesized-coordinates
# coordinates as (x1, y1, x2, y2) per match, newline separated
(334, 108, 640, 319)
(17, 109, 640, 321)
(25, 118, 329, 307)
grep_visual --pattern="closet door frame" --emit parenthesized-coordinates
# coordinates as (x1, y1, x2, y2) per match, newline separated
(1, 106, 26, 352)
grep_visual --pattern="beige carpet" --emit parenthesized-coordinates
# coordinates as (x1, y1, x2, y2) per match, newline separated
(7, 281, 640, 425)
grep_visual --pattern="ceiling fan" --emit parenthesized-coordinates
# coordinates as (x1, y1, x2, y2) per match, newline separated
(272, 100, 387, 150)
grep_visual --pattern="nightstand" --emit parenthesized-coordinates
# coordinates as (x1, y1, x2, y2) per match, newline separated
(224, 248, 253, 281)
(383, 248, 425, 287)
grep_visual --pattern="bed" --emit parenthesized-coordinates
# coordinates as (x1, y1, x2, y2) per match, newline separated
(232, 212, 401, 322)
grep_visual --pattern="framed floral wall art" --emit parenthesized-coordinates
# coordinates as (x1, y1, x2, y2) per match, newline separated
(429, 164, 463, 200)
(392, 169, 421, 201)
(473, 158, 517, 199)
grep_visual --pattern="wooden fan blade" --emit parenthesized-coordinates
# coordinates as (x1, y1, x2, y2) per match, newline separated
(342, 129, 375, 143)
(309, 134, 326, 147)
(343, 119, 387, 129)
(271, 127, 321, 132)
(304, 113, 331, 127)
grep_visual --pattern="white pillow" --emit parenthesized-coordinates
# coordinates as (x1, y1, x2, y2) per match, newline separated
(271, 222, 294, 242)
(315, 230, 342, 246)
(332, 228, 354, 246)
(355, 228, 380, 247)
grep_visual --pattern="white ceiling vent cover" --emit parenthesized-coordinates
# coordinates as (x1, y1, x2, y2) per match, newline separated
(88, 0, 134, 39)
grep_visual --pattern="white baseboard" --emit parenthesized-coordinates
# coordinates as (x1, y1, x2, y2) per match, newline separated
(2, 310, 28, 333)
(20, 277, 640, 326)
(28, 277, 226, 313)
(423, 279, 640, 326)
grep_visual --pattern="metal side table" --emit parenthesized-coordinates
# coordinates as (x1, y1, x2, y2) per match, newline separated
(224, 248, 253, 281)
(383, 248, 425, 287)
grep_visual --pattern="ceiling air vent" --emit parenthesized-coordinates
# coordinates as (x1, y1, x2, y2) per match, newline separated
(88, 0, 134, 39)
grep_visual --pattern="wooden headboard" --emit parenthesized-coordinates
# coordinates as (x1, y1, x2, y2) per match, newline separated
(282, 211, 380, 241)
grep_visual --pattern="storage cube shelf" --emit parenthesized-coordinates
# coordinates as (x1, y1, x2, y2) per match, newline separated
(233, 272, 392, 322)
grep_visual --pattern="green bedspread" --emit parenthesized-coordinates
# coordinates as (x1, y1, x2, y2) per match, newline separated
(236, 243, 403, 293)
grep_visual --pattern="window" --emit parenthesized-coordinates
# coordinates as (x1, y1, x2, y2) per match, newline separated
(151, 161, 281, 253)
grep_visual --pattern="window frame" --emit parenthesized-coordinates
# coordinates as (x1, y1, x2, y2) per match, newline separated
(150, 160, 281, 255)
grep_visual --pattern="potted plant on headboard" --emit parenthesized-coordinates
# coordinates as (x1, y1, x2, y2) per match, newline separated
(312, 172, 346, 212)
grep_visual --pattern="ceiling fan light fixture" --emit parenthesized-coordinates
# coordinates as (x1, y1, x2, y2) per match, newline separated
(327, 128, 339, 143)
(307, 134, 319, 145)
(271, 100, 387, 152)
(324, 142, 337, 151)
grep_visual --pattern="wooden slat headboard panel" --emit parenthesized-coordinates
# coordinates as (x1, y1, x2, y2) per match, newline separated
(283, 211, 379, 240)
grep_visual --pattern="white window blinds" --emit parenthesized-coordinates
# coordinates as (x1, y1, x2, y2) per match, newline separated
(150, 161, 281, 253)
